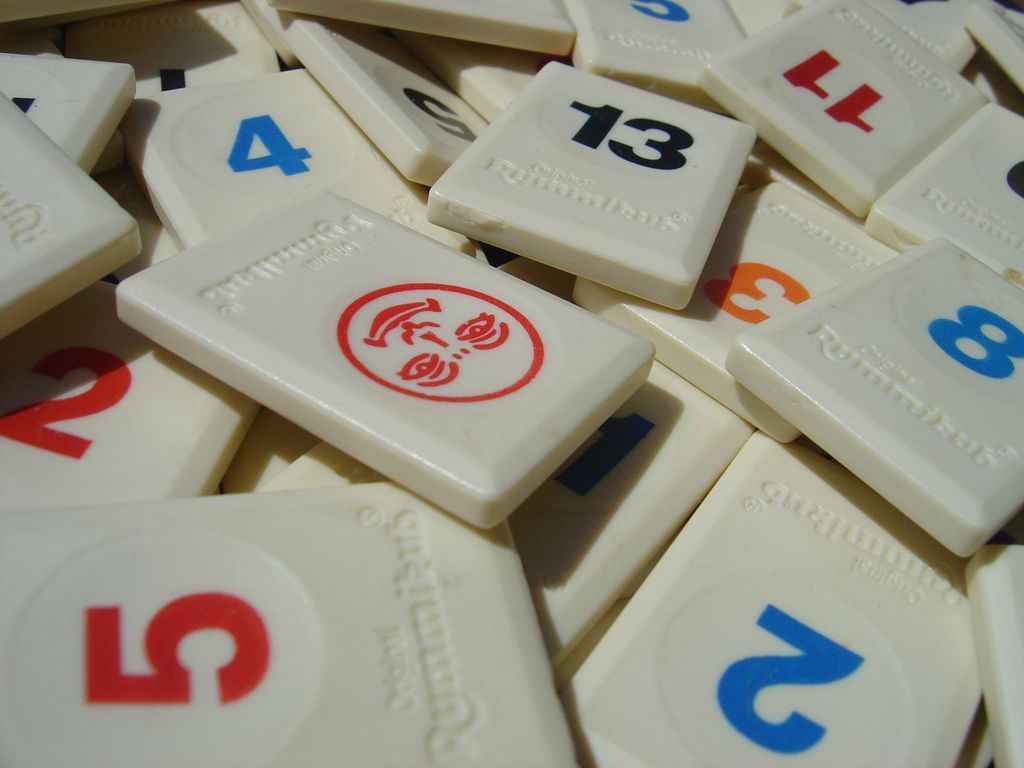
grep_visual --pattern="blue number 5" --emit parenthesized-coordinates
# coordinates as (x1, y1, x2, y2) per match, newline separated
(227, 114, 311, 176)
(630, 0, 689, 21)
(717, 604, 864, 754)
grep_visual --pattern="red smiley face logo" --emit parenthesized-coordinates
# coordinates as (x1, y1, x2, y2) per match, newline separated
(337, 283, 544, 402)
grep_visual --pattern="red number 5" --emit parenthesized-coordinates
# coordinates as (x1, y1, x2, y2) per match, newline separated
(0, 346, 131, 459)
(85, 592, 271, 705)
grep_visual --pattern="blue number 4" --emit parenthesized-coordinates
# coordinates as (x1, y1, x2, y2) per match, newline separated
(227, 114, 311, 176)
(717, 604, 864, 754)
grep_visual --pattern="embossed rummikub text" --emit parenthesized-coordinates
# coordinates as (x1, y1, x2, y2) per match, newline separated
(0, 181, 50, 249)
(809, 323, 1018, 467)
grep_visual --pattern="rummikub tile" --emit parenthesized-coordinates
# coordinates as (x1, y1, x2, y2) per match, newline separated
(867, 103, 1024, 288)
(116, 191, 654, 528)
(963, 47, 1024, 116)
(259, 441, 383, 492)
(120, 69, 472, 254)
(0, 0, 169, 23)
(0, 95, 139, 339)
(738, 140, 864, 221)
(0, 52, 133, 171)
(94, 166, 180, 280)
(238, 0, 300, 69)
(90, 128, 124, 174)
(509, 361, 752, 666)
(569, 433, 979, 768)
(954, 705, 993, 768)
(700, 0, 986, 217)
(554, 598, 627, 690)
(429, 62, 756, 309)
(724, 0, 798, 35)
(727, 239, 1024, 556)
(266, 0, 576, 55)
(64, 1, 279, 99)
(864, 0, 977, 69)
(279, 17, 487, 185)
(0, 282, 256, 511)
(394, 30, 547, 121)
(0, 39, 62, 56)
(0, 484, 578, 767)
(966, 545, 1024, 768)
(219, 407, 319, 493)
(965, 3, 1024, 95)
(565, 0, 745, 110)
(576, 183, 896, 440)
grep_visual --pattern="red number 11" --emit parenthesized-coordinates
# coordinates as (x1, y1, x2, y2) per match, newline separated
(783, 50, 881, 133)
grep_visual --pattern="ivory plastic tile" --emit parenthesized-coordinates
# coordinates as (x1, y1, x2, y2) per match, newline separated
(509, 361, 753, 665)
(569, 432, 978, 768)
(0, 483, 577, 768)
(64, 1, 279, 99)
(0, 52, 133, 171)
(963, 47, 1024, 116)
(965, 4, 1024, 94)
(867, 104, 1024, 287)
(700, 0, 986, 217)
(727, 239, 1024, 556)
(0, 281, 256, 511)
(555, 598, 627, 691)
(0, 96, 139, 340)
(91, 128, 124, 174)
(966, 545, 1024, 768)
(260, 441, 383, 492)
(219, 408, 319, 493)
(565, 0, 745, 109)
(0, 0, 169, 23)
(94, 166, 180, 280)
(120, 69, 471, 254)
(865, 0, 977, 69)
(724, 0, 798, 35)
(394, 31, 547, 122)
(429, 62, 755, 309)
(738, 140, 865, 220)
(279, 17, 487, 185)
(575, 183, 896, 440)
(116, 191, 654, 528)
(266, 0, 576, 55)
(238, 0, 299, 69)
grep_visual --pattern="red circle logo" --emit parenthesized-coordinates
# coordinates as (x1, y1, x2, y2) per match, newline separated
(337, 283, 544, 402)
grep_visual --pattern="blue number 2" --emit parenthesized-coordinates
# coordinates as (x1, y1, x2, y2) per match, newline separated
(630, 0, 689, 21)
(227, 114, 311, 176)
(717, 604, 864, 754)
(928, 305, 1024, 379)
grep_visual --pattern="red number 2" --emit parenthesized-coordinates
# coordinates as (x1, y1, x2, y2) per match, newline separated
(0, 346, 131, 459)
(85, 592, 271, 705)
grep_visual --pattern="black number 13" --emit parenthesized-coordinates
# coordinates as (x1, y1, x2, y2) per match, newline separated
(570, 101, 693, 170)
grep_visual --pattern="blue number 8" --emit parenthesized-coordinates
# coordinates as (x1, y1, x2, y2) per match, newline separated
(630, 0, 689, 21)
(928, 305, 1024, 379)
(717, 604, 864, 754)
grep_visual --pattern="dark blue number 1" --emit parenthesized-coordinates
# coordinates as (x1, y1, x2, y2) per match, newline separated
(717, 604, 864, 754)
(555, 412, 654, 495)
(227, 115, 311, 176)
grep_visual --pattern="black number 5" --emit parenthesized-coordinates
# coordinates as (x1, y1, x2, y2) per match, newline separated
(570, 101, 693, 170)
